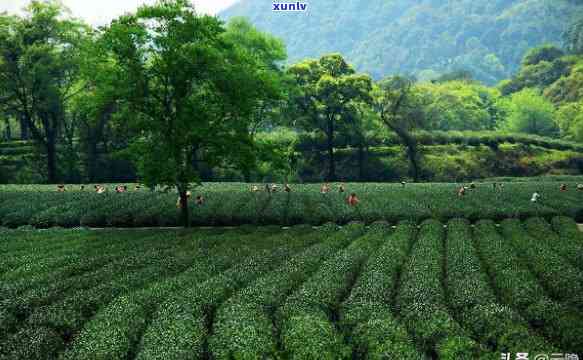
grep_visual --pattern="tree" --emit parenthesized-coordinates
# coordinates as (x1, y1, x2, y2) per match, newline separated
(222, 17, 289, 181)
(433, 69, 474, 83)
(100, 0, 284, 226)
(499, 48, 570, 96)
(564, 13, 583, 54)
(556, 101, 583, 142)
(500, 88, 558, 136)
(522, 45, 565, 66)
(419, 81, 501, 131)
(287, 54, 372, 181)
(374, 76, 426, 182)
(0, 1, 88, 183)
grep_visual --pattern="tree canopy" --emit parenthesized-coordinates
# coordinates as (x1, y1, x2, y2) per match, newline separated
(222, 0, 581, 84)
(98, 0, 286, 225)
(287, 53, 372, 180)
(0, 1, 88, 182)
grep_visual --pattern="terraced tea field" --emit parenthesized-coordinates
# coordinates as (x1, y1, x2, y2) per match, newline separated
(1, 217, 583, 359)
(1, 182, 583, 228)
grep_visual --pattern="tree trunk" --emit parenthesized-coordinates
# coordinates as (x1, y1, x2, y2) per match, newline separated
(357, 144, 365, 181)
(178, 188, 190, 228)
(46, 135, 58, 184)
(4, 121, 11, 140)
(404, 136, 420, 182)
(46, 139, 57, 184)
(391, 126, 420, 183)
(87, 134, 99, 183)
(243, 169, 252, 183)
(326, 118, 336, 181)
(20, 115, 29, 140)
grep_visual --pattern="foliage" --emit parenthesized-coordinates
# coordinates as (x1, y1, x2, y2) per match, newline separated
(445, 219, 555, 353)
(222, 0, 582, 84)
(2, 181, 583, 227)
(474, 220, 583, 352)
(0, 0, 89, 182)
(564, 12, 583, 54)
(1, 218, 583, 357)
(396, 219, 482, 358)
(340, 222, 423, 359)
(499, 88, 558, 136)
(374, 76, 424, 181)
(418, 81, 501, 131)
(287, 53, 372, 180)
(522, 44, 566, 66)
(97, 0, 286, 226)
(556, 100, 583, 141)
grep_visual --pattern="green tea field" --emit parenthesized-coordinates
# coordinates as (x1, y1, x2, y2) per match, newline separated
(1, 217, 583, 359)
(1, 182, 583, 228)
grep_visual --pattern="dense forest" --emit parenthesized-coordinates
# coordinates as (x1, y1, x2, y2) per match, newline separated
(1, 0, 583, 187)
(221, 0, 583, 84)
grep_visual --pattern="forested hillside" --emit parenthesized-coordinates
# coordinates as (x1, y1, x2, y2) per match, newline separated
(221, 0, 583, 84)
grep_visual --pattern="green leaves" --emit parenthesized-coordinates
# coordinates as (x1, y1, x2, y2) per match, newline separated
(499, 88, 558, 136)
(287, 54, 372, 179)
(98, 1, 286, 219)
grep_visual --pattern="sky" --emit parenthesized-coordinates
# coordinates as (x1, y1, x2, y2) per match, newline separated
(0, 0, 239, 25)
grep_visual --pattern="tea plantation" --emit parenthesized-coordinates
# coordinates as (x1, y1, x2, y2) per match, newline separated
(1, 217, 583, 359)
(1, 181, 583, 228)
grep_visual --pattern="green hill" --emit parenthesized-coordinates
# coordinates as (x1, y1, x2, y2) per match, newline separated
(220, 0, 583, 84)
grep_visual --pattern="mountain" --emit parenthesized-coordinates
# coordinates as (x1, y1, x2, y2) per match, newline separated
(220, 0, 583, 84)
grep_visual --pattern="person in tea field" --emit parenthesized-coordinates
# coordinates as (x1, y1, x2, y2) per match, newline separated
(96, 185, 106, 194)
(347, 193, 360, 206)
(492, 182, 497, 190)
(531, 191, 541, 203)
(271, 184, 279, 192)
(176, 191, 192, 208)
(251, 185, 260, 192)
(469, 182, 476, 190)
(135, 184, 142, 191)
(578, 184, 583, 191)
(458, 186, 466, 197)
(80, 185, 85, 191)
(560, 183, 568, 191)
(321, 183, 330, 194)
(56, 184, 66, 192)
(284, 184, 292, 193)
(401, 181, 407, 187)
(195, 195, 205, 206)
(338, 184, 346, 193)
(265, 184, 271, 193)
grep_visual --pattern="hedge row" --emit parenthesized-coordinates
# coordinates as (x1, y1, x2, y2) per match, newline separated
(2, 182, 583, 227)
(501, 219, 583, 310)
(525, 217, 583, 272)
(294, 130, 583, 152)
(0, 232, 213, 359)
(134, 225, 328, 360)
(208, 223, 364, 359)
(60, 227, 289, 360)
(340, 222, 423, 359)
(274, 222, 385, 359)
(474, 220, 583, 354)
(396, 219, 483, 359)
(445, 219, 555, 354)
